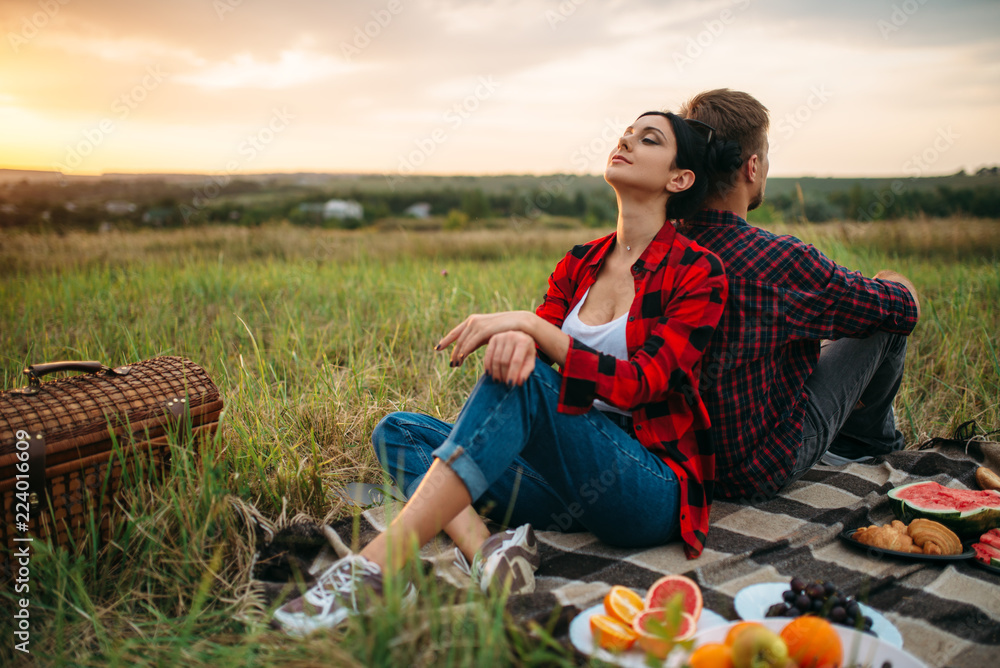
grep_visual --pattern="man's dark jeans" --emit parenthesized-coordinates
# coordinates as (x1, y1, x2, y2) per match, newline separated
(789, 331, 908, 481)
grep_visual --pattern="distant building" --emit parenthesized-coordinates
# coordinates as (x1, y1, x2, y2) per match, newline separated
(297, 203, 325, 215)
(404, 202, 432, 218)
(142, 207, 174, 226)
(105, 200, 137, 216)
(323, 199, 364, 220)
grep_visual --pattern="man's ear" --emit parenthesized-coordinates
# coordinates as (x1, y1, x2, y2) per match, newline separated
(666, 169, 696, 194)
(745, 154, 760, 184)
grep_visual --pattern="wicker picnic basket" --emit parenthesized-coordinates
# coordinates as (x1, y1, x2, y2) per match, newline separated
(0, 356, 222, 575)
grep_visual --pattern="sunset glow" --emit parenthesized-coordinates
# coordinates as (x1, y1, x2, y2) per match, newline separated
(1, 0, 998, 177)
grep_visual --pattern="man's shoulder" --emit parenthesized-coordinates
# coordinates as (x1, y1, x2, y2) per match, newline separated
(689, 222, 830, 282)
(688, 219, 805, 252)
(671, 229, 725, 278)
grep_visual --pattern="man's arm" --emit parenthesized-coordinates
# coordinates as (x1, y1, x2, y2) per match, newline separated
(782, 242, 920, 340)
(873, 270, 921, 321)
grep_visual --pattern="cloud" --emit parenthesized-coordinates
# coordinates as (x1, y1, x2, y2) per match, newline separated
(0, 0, 997, 176)
(35, 28, 205, 66)
(175, 48, 364, 90)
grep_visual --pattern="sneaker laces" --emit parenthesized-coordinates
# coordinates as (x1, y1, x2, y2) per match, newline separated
(306, 556, 379, 613)
(451, 547, 483, 582)
(452, 547, 472, 576)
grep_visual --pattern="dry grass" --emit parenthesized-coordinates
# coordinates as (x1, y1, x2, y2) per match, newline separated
(1, 219, 997, 666)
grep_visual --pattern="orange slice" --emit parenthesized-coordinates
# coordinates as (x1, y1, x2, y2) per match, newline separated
(590, 613, 638, 652)
(603, 585, 645, 626)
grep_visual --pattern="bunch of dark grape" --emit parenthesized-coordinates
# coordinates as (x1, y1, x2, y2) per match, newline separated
(765, 577, 875, 635)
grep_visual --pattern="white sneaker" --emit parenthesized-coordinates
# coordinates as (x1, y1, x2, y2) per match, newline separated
(272, 553, 415, 636)
(453, 525, 541, 595)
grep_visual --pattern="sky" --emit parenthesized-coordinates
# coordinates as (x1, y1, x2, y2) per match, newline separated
(1, 0, 998, 178)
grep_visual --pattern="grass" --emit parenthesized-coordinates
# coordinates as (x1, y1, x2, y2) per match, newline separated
(1, 219, 998, 666)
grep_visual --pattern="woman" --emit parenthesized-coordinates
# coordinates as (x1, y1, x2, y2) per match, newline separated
(275, 111, 739, 635)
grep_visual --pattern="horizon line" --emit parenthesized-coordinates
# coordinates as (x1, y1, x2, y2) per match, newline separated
(0, 166, 993, 182)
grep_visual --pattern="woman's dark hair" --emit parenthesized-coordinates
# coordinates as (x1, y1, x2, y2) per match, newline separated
(637, 111, 742, 220)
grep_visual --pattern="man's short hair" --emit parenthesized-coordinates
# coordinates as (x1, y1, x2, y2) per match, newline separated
(679, 89, 769, 197)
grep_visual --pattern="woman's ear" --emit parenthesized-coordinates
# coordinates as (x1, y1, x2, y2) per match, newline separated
(665, 169, 696, 194)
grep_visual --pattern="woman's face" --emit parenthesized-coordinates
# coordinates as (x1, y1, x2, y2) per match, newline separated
(604, 114, 686, 195)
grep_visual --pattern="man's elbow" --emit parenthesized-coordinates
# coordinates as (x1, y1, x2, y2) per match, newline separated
(874, 269, 921, 322)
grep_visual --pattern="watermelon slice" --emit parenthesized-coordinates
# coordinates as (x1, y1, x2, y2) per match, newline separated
(980, 528, 1000, 550)
(887, 481, 1000, 538)
(973, 542, 1000, 567)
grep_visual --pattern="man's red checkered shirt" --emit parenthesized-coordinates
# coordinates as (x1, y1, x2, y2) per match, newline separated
(683, 209, 919, 500)
(535, 222, 727, 559)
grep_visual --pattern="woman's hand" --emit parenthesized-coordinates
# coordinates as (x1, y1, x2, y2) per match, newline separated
(435, 311, 534, 367)
(483, 331, 536, 386)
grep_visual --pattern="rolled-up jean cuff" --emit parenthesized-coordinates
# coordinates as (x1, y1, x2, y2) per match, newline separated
(432, 440, 490, 501)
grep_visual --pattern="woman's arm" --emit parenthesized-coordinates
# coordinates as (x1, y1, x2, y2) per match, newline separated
(435, 311, 570, 382)
(435, 242, 588, 385)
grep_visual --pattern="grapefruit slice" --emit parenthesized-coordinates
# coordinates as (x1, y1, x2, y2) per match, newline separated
(603, 585, 645, 626)
(631, 609, 697, 659)
(590, 613, 637, 651)
(643, 574, 703, 621)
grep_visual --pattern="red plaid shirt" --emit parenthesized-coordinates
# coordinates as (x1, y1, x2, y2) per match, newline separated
(535, 223, 727, 558)
(683, 210, 919, 500)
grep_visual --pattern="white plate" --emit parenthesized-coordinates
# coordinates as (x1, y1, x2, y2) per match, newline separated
(569, 602, 727, 667)
(733, 582, 903, 649)
(664, 618, 927, 668)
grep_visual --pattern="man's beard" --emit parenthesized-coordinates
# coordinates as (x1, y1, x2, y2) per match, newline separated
(748, 185, 765, 211)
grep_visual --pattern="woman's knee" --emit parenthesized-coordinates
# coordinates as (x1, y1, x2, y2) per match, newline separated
(371, 411, 448, 478)
(371, 412, 412, 467)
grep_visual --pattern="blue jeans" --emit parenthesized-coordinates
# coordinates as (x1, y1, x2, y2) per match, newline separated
(789, 331, 908, 480)
(371, 362, 680, 548)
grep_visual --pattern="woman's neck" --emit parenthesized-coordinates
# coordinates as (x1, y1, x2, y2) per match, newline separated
(614, 194, 667, 258)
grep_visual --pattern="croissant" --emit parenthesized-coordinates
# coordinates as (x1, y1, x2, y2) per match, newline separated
(977, 466, 1000, 492)
(854, 524, 921, 552)
(907, 519, 963, 556)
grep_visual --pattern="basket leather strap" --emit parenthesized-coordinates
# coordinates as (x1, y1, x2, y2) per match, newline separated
(24, 431, 47, 518)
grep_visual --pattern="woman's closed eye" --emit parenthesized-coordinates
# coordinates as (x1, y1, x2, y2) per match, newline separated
(641, 137, 658, 145)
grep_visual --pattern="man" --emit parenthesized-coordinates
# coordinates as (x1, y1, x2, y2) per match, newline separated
(678, 89, 920, 501)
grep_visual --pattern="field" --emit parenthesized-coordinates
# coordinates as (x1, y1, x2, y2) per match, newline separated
(1, 219, 998, 666)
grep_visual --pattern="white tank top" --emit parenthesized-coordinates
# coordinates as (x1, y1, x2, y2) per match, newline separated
(560, 287, 631, 416)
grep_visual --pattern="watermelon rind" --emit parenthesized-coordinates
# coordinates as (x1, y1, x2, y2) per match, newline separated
(888, 480, 1000, 538)
(973, 543, 1000, 568)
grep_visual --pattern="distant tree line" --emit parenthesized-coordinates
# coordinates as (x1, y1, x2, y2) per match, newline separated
(763, 183, 1000, 223)
(0, 179, 620, 232)
(1, 173, 999, 232)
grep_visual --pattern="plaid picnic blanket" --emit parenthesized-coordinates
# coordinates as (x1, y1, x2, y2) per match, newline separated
(245, 439, 1000, 668)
